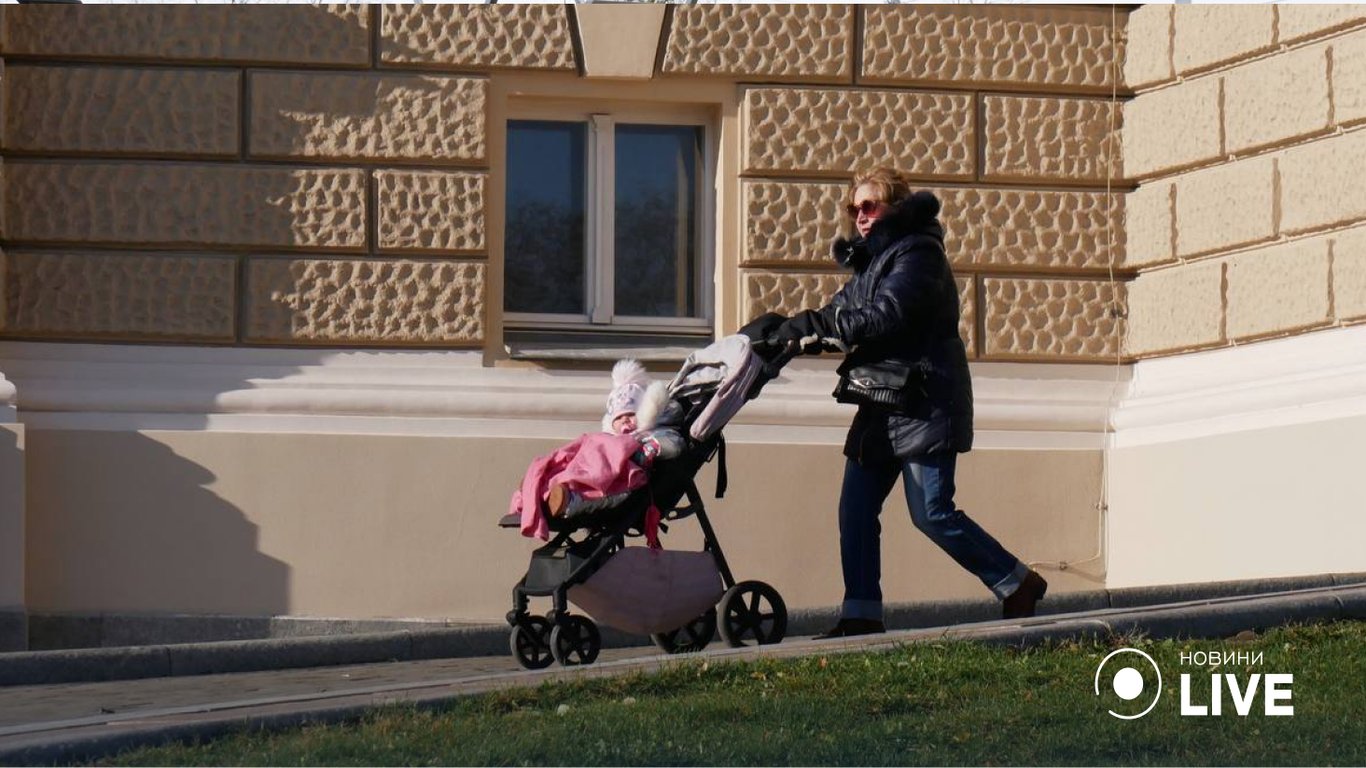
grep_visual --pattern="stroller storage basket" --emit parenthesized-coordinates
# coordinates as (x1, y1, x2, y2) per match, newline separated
(524, 539, 602, 594)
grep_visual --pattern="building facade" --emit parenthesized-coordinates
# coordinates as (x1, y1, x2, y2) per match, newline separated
(0, 4, 1363, 649)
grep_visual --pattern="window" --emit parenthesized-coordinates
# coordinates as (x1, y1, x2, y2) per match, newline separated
(503, 103, 713, 336)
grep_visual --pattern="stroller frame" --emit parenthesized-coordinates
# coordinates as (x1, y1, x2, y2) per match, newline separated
(505, 435, 787, 668)
(503, 340, 796, 669)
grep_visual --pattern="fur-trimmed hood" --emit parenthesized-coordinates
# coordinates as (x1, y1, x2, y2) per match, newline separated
(830, 190, 944, 270)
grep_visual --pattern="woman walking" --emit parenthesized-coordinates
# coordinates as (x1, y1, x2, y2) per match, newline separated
(772, 167, 1048, 637)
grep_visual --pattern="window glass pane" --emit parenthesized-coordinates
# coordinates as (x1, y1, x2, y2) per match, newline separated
(505, 120, 587, 315)
(614, 124, 701, 318)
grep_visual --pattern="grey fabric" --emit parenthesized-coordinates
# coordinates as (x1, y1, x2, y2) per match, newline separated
(666, 334, 763, 441)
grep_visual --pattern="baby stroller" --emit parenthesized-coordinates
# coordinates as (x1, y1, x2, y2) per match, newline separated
(497, 336, 798, 669)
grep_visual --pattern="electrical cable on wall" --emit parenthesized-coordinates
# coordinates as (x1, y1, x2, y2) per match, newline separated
(1024, 3, 1124, 583)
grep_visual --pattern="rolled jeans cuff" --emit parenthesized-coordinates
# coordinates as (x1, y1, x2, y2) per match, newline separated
(990, 561, 1032, 601)
(841, 599, 883, 622)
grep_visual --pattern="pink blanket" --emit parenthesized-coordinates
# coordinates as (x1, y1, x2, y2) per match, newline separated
(509, 432, 659, 545)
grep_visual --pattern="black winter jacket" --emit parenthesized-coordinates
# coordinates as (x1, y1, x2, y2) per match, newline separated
(824, 191, 974, 464)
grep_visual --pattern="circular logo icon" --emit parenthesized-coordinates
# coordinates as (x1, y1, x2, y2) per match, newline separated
(1094, 647, 1163, 719)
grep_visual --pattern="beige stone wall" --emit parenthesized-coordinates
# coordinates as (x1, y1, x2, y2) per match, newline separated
(0, 4, 1130, 364)
(0, 424, 23, 625)
(735, 5, 1127, 363)
(23, 428, 1102, 621)
(0, 5, 499, 347)
(1109, 413, 1366, 588)
(1123, 6, 1366, 357)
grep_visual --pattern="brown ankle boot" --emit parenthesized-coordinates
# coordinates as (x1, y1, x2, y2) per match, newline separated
(813, 618, 885, 639)
(546, 483, 570, 517)
(1002, 570, 1048, 619)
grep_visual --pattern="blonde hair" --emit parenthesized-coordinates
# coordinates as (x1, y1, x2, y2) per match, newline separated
(849, 166, 915, 208)
(844, 166, 915, 236)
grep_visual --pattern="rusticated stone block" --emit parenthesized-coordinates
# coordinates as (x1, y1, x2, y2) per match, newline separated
(663, 5, 851, 81)
(1226, 238, 1332, 341)
(1, 5, 368, 65)
(1333, 29, 1366, 126)
(742, 270, 843, 320)
(941, 188, 1124, 272)
(1124, 5, 1173, 90)
(380, 5, 574, 71)
(4, 65, 238, 156)
(742, 181, 1123, 272)
(376, 170, 485, 253)
(250, 73, 486, 164)
(1278, 6, 1366, 44)
(743, 88, 974, 178)
(1173, 156, 1275, 257)
(957, 276, 977, 359)
(1172, 5, 1275, 75)
(1124, 261, 1224, 357)
(863, 6, 1121, 92)
(3, 250, 235, 341)
(5, 162, 366, 250)
(1334, 226, 1366, 321)
(1278, 130, 1366, 235)
(744, 182, 846, 265)
(247, 258, 484, 345)
(981, 277, 1125, 361)
(982, 96, 1121, 184)
(1124, 182, 1174, 270)
(1224, 44, 1331, 154)
(1122, 76, 1221, 178)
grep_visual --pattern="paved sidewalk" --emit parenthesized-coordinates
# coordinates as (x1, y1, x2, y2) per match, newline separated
(2, 583, 1365, 765)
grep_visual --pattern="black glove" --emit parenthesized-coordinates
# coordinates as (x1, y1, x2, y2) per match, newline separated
(774, 308, 846, 355)
(739, 311, 790, 354)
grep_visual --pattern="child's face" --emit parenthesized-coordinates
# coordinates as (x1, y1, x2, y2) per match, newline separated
(612, 413, 637, 434)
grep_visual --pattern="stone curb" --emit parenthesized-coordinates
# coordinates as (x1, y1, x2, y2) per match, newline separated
(2, 571, 1363, 686)
(3, 582, 1366, 766)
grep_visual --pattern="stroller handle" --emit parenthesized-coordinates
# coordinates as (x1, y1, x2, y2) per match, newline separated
(746, 336, 802, 394)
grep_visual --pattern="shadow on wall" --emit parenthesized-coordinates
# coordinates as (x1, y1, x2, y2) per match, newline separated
(1, 11, 495, 646)
(0, 425, 25, 652)
(23, 428, 291, 648)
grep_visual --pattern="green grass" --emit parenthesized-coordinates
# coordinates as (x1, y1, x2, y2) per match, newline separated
(103, 620, 1366, 766)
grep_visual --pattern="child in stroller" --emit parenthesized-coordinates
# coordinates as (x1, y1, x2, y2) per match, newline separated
(543, 359, 687, 522)
(499, 333, 797, 669)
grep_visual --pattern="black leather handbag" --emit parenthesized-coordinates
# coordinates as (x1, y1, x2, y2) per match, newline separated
(832, 359, 929, 410)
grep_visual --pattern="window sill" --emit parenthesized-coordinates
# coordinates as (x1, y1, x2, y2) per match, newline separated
(503, 329, 713, 363)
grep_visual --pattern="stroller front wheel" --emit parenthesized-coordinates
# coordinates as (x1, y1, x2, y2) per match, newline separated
(718, 580, 787, 647)
(509, 616, 554, 670)
(550, 615, 602, 666)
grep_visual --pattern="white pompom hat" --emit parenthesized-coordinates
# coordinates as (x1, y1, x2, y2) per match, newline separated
(603, 359, 650, 432)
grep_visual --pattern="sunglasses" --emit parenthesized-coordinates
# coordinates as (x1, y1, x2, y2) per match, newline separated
(845, 199, 886, 219)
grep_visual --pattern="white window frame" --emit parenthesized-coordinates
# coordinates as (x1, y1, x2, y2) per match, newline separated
(503, 100, 716, 334)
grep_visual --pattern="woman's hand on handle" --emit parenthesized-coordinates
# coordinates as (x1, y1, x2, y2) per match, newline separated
(773, 308, 848, 355)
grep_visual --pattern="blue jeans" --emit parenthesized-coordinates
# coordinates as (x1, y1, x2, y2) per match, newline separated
(838, 454, 1029, 621)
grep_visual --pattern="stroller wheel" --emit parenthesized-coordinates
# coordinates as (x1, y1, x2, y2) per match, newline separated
(550, 615, 601, 666)
(509, 616, 554, 670)
(718, 580, 788, 648)
(651, 608, 717, 654)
